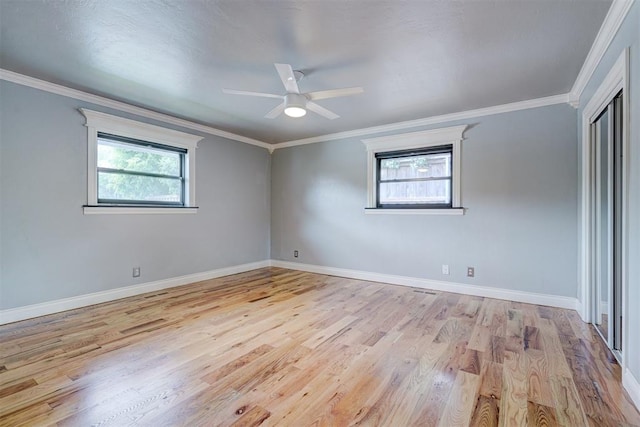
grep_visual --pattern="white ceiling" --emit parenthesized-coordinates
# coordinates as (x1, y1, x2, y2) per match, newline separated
(0, 0, 612, 144)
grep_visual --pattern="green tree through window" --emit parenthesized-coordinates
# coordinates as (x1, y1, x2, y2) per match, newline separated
(97, 134, 184, 204)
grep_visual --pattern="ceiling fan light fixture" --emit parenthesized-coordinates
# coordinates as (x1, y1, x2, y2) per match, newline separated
(284, 106, 307, 118)
(284, 93, 308, 118)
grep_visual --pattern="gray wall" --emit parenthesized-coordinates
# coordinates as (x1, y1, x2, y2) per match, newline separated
(0, 81, 271, 309)
(578, 1, 640, 383)
(271, 103, 579, 297)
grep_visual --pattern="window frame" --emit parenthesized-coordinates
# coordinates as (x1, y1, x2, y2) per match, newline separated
(362, 125, 467, 215)
(80, 109, 203, 214)
(376, 145, 453, 209)
(96, 132, 187, 206)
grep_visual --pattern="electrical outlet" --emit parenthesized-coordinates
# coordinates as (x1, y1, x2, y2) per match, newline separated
(294, 250, 299, 258)
(467, 267, 475, 277)
(442, 264, 450, 275)
(133, 267, 141, 278)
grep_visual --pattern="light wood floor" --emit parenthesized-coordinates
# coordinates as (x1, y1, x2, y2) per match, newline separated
(1, 268, 638, 426)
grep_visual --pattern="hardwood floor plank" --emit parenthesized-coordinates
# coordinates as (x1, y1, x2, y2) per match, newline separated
(0, 267, 637, 426)
(433, 318, 474, 344)
(489, 335, 506, 364)
(230, 405, 271, 427)
(468, 324, 492, 353)
(527, 348, 555, 407)
(506, 309, 524, 340)
(550, 375, 590, 426)
(437, 370, 481, 427)
(524, 325, 542, 350)
(527, 401, 559, 426)
(0, 378, 37, 399)
(201, 344, 276, 385)
(538, 319, 574, 378)
(470, 395, 500, 427)
(321, 349, 418, 425)
(461, 348, 483, 375)
(498, 350, 529, 427)
(0, 374, 74, 416)
(479, 360, 503, 400)
(301, 315, 359, 349)
(365, 341, 449, 426)
(0, 402, 52, 427)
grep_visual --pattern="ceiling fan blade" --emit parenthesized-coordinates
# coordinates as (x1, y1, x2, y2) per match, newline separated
(306, 101, 339, 120)
(264, 103, 285, 119)
(307, 87, 364, 101)
(222, 89, 282, 99)
(274, 63, 300, 94)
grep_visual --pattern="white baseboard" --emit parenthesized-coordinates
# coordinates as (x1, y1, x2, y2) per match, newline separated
(0, 259, 581, 325)
(579, 301, 610, 325)
(0, 260, 271, 325)
(576, 302, 588, 322)
(623, 369, 640, 411)
(270, 260, 580, 311)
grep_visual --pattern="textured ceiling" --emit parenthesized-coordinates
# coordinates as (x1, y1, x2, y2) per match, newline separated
(0, 0, 611, 144)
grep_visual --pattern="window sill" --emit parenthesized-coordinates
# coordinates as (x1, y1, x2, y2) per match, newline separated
(83, 206, 199, 215)
(364, 208, 465, 215)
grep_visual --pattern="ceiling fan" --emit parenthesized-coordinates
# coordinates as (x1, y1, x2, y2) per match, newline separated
(222, 63, 363, 120)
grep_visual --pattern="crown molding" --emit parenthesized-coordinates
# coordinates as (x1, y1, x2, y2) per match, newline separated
(6, 0, 626, 158)
(2, 67, 571, 153)
(0, 68, 272, 150)
(568, 0, 635, 108)
(1, 1, 631, 151)
(271, 93, 570, 151)
(361, 125, 467, 152)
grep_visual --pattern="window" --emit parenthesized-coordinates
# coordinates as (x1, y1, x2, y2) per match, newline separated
(97, 133, 186, 205)
(377, 145, 452, 208)
(362, 125, 467, 214)
(80, 109, 202, 214)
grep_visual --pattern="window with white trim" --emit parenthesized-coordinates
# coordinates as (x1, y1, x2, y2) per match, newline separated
(80, 109, 203, 214)
(97, 133, 186, 205)
(362, 125, 467, 215)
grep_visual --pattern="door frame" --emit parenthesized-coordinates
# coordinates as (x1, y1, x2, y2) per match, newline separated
(579, 48, 629, 361)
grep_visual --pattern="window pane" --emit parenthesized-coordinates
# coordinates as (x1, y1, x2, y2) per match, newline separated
(379, 153, 451, 181)
(98, 172, 182, 203)
(97, 138, 181, 176)
(379, 180, 451, 205)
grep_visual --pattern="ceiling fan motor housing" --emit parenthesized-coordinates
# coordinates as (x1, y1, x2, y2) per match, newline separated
(284, 93, 308, 117)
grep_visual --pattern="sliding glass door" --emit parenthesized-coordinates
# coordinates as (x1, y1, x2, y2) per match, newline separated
(592, 91, 623, 356)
